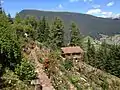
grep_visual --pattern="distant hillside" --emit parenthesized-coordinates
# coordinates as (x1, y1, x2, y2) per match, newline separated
(19, 9, 120, 38)
(100, 34, 120, 45)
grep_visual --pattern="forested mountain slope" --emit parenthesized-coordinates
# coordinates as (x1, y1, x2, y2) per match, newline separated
(19, 9, 120, 38)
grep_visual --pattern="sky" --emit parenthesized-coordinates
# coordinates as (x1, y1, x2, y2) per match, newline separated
(1, 0, 120, 18)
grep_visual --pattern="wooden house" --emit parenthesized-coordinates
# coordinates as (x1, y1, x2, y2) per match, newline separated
(61, 46, 84, 61)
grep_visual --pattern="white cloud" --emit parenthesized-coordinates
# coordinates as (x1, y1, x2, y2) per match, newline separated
(58, 4, 63, 9)
(110, 13, 120, 19)
(99, 12, 120, 19)
(92, 5, 101, 8)
(69, 0, 79, 3)
(86, 8, 120, 18)
(102, 12, 112, 16)
(101, 12, 113, 18)
(100, 13, 120, 18)
(86, 9, 101, 14)
(107, 1, 114, 7)
(86, 9, 113, 17)
(1, 0, 4, 4)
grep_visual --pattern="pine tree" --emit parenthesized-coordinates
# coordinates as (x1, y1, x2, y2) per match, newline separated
(37, 16, 49, 42)
(50, 17, 64, 49)
(25, 15, 37, 29)
(0, 12, 36, 89)
(86, 38, 96, 66)
(0, 0, 2, 14)
(14, 14, 25, 38)
(14, 14, 34, 40)
(14, 13, 22, 24)
(0, 13, 21, 70)
(70, 22, 82, 46)
(106, 44, 120, 77)
(24, 16, 38, 40)
(96, 41, 108, 70)
(8, 13, 13, 23)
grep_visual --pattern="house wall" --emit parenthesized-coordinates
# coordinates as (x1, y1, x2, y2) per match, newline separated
(63, 52, 83, 60)
(65, 54, 72, 59)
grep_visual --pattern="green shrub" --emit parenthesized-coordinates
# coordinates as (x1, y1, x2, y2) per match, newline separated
(2, 69, 34, 90)
(70, 75, 79, 84)
(63, 60, 73, 70)
(69, 75, 82, 90)
(15, 59, 36, 81)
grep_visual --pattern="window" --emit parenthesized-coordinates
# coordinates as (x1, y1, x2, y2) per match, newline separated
(66, 53, 71, 56)
(76, 53, 81, 55)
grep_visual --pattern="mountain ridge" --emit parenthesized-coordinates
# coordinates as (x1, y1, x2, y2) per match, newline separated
(20, 9, 117, 19)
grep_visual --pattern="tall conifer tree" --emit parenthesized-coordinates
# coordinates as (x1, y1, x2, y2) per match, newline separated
(70, 22, 82, 46)
(50, 17, 64, 48)
(37, 16, 49, 42)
